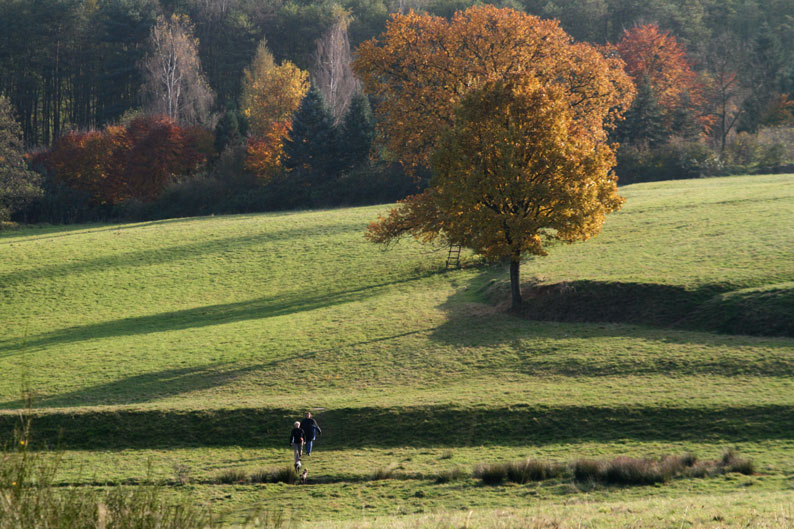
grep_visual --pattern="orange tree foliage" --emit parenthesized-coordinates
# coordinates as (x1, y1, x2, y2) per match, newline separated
(41, 126, 130, 204)
(40, 115, 213, 204)
(240, 40, 309, 181)
(355, 6, 633, 308)
(353, 6, 633, 174)
(616, 24, 703, 126)
(244, 121, 291, 180)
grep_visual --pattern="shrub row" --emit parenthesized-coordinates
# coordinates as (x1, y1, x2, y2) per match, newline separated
(615, 127, 794, 185)
(475, 450, 753, 486)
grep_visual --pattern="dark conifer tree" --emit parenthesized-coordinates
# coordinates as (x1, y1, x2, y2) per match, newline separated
(284, 85, 341, 178)
(339, 92, 376, 171)
(615, 76, 669, 148)
(671, 91, 702, 140)
(215, 110, 242, 154)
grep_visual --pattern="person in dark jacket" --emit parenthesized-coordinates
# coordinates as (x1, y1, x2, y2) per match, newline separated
(299, 412, 321, 456)
(289, 421, 304, 466)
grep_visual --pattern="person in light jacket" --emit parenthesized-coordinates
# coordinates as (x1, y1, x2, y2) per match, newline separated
(289, 421, 305, 466)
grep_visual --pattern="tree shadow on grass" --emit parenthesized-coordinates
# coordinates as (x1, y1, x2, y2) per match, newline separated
(2, 402, 793, 450)
(0, 328, 432, 409)
(0, 272, 437, 358)
(427, 268, 794, 378)
(0, 219, 364, 289)
(0, 364, 242, 409)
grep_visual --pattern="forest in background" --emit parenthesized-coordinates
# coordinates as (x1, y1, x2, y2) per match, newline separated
(2, 0, 794, 224)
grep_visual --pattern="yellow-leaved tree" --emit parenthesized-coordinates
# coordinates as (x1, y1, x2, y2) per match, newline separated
(354, 6, 634, 309)
(240, 39, 309, 180)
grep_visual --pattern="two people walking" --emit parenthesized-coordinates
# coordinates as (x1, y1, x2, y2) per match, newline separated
(289, 412, 322, 470)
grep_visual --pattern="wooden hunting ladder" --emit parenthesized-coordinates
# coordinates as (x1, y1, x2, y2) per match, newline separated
(446, 245, 462, 269)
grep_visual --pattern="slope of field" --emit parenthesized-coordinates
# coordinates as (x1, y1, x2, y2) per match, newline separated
(1, 174, 793, 524)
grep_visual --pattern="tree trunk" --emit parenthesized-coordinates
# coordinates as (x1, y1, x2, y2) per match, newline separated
(510, 256, 522, 311)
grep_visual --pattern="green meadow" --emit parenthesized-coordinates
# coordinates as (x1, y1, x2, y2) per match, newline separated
(1, 173, 794, 527)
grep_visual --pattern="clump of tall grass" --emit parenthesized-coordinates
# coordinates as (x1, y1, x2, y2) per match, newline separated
(602, 456, 664, 485)
(434, 466, 468, 484)
(371, 462, 400, 481)
(476, 451, 753, 487)
(506, 459, 564, 484)
(209, 466, 302, 485)
(573, 451, 754, 486)
(249, 468, 271, 484)
(269, 466, 298, 485)
(574, 454, 700, 486)
(473, 462, 508, 485)
(475, 459, 570, 486)
(720, 448, 755, 475)
(572, 458, 605, 483)
(213, 468, 248, 484)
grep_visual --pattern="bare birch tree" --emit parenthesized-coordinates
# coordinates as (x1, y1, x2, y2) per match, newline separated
(140, 15, 215, 126)
(311, 16, 359, 125)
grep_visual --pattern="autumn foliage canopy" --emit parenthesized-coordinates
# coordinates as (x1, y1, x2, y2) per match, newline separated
(616, 24, 704, 126)
(354, 6, 634, 174)
(240, 40, 310, 181)
(37, 115, 213, 204)
(355, 6, 634, 307)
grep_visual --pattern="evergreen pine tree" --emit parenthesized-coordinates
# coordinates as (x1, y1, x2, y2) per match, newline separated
(284, 85, 341, 178)
(339, 92, 376, 171)
(671, 91, 702, 140)
(615, 77, 669, 148)
(214, 110, 242, 154)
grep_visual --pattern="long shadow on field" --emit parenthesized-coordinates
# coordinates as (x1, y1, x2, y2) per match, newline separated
(515, 279, 794, 338)
(0, 274, 433, 357)
(433, 268, 794, 343)
(420, 270, 794, 377)
(0, 217, 210, 243)
(0, 328, 432, 408)
(1, 403, 793, 450)
(0, 364, 241, 409)
(0, 219, 363, 289)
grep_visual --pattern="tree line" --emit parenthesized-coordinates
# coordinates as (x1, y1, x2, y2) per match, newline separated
(2, 0, 794, 224)
(2, 0, 792, 147)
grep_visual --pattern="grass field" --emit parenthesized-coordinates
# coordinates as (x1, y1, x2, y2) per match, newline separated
(1, 173, 793, 526)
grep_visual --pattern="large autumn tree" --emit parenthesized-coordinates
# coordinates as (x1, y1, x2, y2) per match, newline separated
(354, 6, 634, 309)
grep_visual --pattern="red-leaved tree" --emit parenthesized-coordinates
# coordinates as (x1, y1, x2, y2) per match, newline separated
(617, 24, 705, 130)
(38, 115, 213, 204)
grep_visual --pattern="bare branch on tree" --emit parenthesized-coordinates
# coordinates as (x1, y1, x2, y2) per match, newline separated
(139, 15, 215, 126)
(311, 16, 359, 125)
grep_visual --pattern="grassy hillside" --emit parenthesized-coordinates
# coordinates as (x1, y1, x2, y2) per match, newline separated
(1, 174, 793, 525)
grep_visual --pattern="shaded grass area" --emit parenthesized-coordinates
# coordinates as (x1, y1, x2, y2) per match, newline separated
(692, 282, 794, 337)
(3, 402, 793, 450)
(508, 278, 794, 337)
(0, 274, 435, 355)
